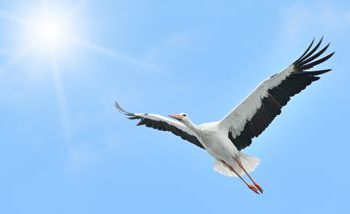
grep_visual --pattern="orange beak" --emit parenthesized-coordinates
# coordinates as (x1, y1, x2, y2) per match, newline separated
(168, 114, 183, 121)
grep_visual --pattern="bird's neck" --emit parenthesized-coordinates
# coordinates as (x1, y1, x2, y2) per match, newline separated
(184, 119, 199, 135)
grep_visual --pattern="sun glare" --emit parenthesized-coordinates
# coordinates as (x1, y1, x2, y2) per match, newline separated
(25, 14, 69, 53)
(0, 1, 156, 164)
(35, 19, 64, 48)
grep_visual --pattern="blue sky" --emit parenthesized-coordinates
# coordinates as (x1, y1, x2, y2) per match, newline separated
(1, 0, 350, 213)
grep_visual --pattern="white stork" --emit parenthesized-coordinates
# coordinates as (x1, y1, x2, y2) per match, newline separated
(115, 38, 334, 194)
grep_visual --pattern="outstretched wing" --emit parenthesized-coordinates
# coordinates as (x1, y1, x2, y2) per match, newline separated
(219, 37, 334, 151)
(115, 102, 204, 149)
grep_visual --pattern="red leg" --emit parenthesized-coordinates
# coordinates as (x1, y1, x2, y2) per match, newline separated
(221, 160, 260, 194)
(235, 159, 263, 194)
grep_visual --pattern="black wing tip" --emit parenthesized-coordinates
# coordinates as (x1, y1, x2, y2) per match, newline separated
(293, 38, 315, 63)
(311, 69, 332, 75)
(114, 101, 120, 109)
(114, 101, 135, 117)
(328, 51, 335, 58)
(114, 101, 125, 112)
(293, 37, 334, 71)
(294, 37, 323, 63)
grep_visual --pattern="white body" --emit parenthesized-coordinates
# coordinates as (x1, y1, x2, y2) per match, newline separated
(184, 121, 260, 177)
(198, 122, 238, 161)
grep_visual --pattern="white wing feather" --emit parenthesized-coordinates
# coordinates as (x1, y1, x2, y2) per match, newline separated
(219, 65, 294, 138)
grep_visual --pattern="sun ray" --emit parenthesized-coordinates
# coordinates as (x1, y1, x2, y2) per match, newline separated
(0, 44, 38, 74)
(0, 9, 31, 26)
(60, 0, 88, 24)
(40, 6, 70, 144)
(64, 35, 158, 72)
(48, 51, 72, 150)
(0, 1, 160, 165)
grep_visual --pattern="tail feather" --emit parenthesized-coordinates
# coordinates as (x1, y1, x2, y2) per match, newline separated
(213, 152, 260, 177)
(213, 159, 236, 177)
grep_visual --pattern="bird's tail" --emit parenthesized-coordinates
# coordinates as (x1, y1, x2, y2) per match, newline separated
(213, 152, 260, 177)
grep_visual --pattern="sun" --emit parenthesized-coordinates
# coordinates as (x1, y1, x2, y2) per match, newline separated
(1, 2, 149, 68)
(24, 13, 70, 54)
(34, 18, 65, 49)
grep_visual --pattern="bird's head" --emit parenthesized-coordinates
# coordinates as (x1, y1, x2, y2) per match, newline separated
(168, 113, 189, 123)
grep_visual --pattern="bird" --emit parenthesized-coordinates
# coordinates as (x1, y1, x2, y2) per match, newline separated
(115, 38, 334, 194)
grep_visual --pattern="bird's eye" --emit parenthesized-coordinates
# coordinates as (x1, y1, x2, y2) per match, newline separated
(182, 114, 187, 117)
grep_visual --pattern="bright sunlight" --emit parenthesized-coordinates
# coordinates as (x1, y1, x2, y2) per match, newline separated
(32, 17, 65, 50)
(0, 1, 153, 161)
(22, 11, 73, 55)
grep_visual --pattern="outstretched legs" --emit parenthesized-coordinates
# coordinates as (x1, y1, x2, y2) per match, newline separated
(235, 158, 263, 194)
(221, 160, 260, 194)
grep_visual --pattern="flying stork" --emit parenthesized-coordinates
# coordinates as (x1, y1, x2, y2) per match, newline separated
(115, 38, 334, 194)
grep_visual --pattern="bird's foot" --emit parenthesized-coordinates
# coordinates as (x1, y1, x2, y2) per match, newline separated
(253, 182, 263, 194)
(248, 184, 260, 194)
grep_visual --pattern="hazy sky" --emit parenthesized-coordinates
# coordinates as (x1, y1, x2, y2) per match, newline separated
(1, 0, 350, 213)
